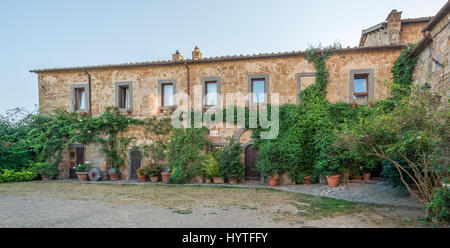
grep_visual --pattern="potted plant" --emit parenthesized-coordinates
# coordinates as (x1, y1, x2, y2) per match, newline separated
(202, 153, 223, 184)
(219, 138, 243, 185)
(75, 161, 91, 181)
(136, 168, 146, 182)
(303, 176, 311, 184)
(108, 168, 120, 181)
(161, 167, 171, 183)
(34, 162, 58, 181)
(268, 174, 279, 187)
(352, 165, 363, 181)
(144, 164, 161, 182)
(256, 142, 284, 187)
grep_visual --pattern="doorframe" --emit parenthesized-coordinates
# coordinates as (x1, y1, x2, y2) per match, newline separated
(242, 140, 264, 183)
(127, 148, 142, 180)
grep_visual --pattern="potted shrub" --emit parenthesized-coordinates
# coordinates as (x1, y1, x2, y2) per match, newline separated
(352, 165, 363, 181)
(256, 142, 284, 187)
(303, 176, 311, 184)
(75, 161, 91, 181)
(202, 153, 223, 184)
(363, 172, 371, 181)
(35, 162, 58, 181)
(268, 174, 279, 187)
(136, 168, 146, 182)
(219, 138, 243, 185)
(108, 168, 120, 181)
(161, 167, 171, 183)
(144, 164, 161, 182)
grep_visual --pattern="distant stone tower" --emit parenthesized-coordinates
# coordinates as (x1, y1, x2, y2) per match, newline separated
(192, 46, 203, 60)
(172, 50, 183, 61)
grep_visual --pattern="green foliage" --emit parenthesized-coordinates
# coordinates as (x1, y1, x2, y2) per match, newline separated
(167, 127, 210, 180)
(34, 161, 58, 177)
(256, 141, 287, 177)
(426, 187, 450, 225)
(390, 45, 418, 100)
(380, 159, 413, 188)
(143, 164, 161, 176)
(219, 138, 243, 179)
(167, 167, 187, 184)
(74, 162, 91, 173)
(202, 153, 221, 178)
(0, 169, 38, 183)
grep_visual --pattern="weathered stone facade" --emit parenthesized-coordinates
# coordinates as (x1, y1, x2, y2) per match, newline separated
(32, 8, 440, 181)
(411, 2, 449, 102)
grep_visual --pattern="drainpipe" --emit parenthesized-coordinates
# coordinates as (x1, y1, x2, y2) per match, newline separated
(83, 69, 92, 115)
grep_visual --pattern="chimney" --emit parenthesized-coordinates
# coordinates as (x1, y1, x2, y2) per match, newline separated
(192, 46, 202, 60)
(172, 50, 183, 61)
(386, 9, 402, 45)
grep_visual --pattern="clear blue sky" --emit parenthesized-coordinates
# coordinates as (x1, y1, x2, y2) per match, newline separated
(0, 0, 446, 114)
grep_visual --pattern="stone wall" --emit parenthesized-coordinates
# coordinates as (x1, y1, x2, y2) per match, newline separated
(412, 11, 449, 102)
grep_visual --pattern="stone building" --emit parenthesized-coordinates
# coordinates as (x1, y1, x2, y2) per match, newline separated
(30, 6, 445, 181)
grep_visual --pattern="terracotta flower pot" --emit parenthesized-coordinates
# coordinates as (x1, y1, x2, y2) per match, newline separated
(213, 177, 224, 184)
(303, 176, 311, 184)
(229, 178, 238, 185)
(161, 172, 171, 183)
(269, 177, 278, 187)
(125, 110, 131, 115)
(76, 172, 89, 181)
(109, 173, 120, 181)
(150, 176, 159, 182)
(326, 174, 341, 187)
(363, 173, 371, 181)
(351, 103, 356, 108)
(138, 174, 147, 182)
(41, 174, 52, 181)
(353, 176, 362, 181)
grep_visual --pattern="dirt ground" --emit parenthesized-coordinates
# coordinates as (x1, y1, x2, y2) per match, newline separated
(0, 181, 430, 228)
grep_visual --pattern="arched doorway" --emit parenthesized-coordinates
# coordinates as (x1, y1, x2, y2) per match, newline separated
(244, 144, 260, 180)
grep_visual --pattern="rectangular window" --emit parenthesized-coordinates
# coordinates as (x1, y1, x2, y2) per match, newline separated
(205, 81, 217, 106)
(118, 85, 130, 109)
(75, 88, 86, 110)
(162, 83, 174, 107)
(251, 79, 265, 103)
(353, 74, 368, 96)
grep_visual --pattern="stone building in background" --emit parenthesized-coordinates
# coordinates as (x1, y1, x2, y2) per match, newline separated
(30, 4, 449, 182)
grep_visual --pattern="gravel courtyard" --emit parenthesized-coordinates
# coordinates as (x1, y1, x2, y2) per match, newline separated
(0, 182, 428, 228)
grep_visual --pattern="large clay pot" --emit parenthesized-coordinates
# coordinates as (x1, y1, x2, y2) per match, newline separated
(229, 178, 238, 185)
(269, 177, 278, 187)
(138, 174, 147, 182)
(213, 177, 224, 184)
(363, 173, 371, 181)
(161, 172, 171, 183)
(326, 174, 341, 187)
(150, 176, 159, 183)
(109, 173, 120, 181)
(303, 176, 311, 184)
(76, 172, 89, 181)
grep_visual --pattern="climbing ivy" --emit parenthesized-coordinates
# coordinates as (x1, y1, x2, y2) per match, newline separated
(390, 44, 418, 100)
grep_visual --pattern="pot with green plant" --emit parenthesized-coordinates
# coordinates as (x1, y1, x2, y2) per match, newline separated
(219, 138, 243, 185)
(136, 168, 146, 182)
(35, 162, 58, 181)
(256, 142, 284, 187)
(352, 164, 363, 181)
(108, 168, 120, 181)
(144, 164, 161, 182)
(75, 161, 91, 181)
(161, 167, 171, 183)
(202, 153, 223, 184)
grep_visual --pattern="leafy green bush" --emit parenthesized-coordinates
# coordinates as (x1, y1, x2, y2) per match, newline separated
(256, 141, 286, 177)
(219, 138, 243, 179)
(202, 153, 221, 178)
(0, 169, 38, 183)
(143, 164, 161, 176)
(75, 162, 91, 173)
(167, 167, 187, 184)
(34, 162, 58, 178)
(380, 159, 413, 189)
(426, 187, 450, 225)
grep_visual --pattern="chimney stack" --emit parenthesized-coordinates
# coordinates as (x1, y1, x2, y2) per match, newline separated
(386, 9, 402, 45)
(192, 46, 202, 60)
(172, 50, 184, 61)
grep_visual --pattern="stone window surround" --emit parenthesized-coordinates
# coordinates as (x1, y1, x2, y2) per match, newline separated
(157, 79, 177, 110)
(349, 69, 375, 104)
(201, 76, 222, 109)
(296, 72, 316, 103)
(70, 83, 90, 113)
(247, 74, 270, 105)
(115, 81, 133, 112)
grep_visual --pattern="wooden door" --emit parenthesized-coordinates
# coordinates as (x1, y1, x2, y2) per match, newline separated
(245, 145, 260, 180)
(70, 147, 85, 179)
(129, 150, 141, 180)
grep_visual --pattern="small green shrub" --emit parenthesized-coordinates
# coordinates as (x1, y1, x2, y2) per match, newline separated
(219, 138, 243, 179)
(143, 164, 161, 176)
(0, 169, 38, 183)
(426, 187, 450, 225)
(202, 153, 222, 178)
(75, 162, 91, 173)
(34, 162, 58, 178)
(168, 167, 187, 184)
